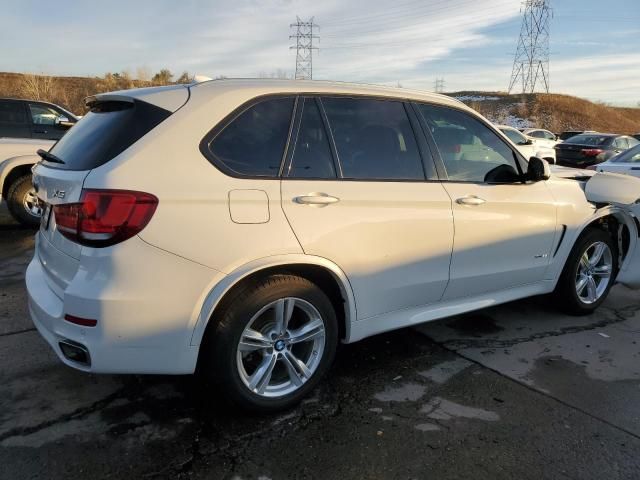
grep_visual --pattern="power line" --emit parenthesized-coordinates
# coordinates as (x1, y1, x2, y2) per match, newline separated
(290, 16, 319, 80)
(434, 78, 446, 93)
(508, 0, 552, 94)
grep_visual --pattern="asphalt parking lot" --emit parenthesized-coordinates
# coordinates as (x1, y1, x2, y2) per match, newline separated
(2, 204, 640, 479)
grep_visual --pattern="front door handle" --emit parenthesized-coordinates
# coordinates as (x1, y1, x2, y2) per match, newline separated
(294, 193, 340, 206)
(456, 195, 486, 206)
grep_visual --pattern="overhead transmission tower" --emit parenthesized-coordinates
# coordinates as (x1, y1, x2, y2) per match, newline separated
(508, 0, 552, 94)
(433, 78, 445, 93)
(290, 17, 319, 80)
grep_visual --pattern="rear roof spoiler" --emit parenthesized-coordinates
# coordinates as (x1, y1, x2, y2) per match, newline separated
(85, 84, 190, 113)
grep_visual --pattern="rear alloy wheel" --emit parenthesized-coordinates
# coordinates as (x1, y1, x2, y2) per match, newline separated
(6, 174, 42, 227)
(205, 274, 338, 412)
(554, 228, 617, 315)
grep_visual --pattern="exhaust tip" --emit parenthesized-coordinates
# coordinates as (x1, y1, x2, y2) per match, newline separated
(59, 340, 91, 366)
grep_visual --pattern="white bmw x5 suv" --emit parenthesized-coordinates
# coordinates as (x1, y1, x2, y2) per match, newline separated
(27, 80, 640, 411)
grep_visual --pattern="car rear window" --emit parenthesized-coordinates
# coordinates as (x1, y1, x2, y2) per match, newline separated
(563, 135, 610, 145)
(46, 99, 171, 170)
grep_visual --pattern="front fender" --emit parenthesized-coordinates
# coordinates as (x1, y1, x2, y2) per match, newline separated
(189, 254, 357, 346)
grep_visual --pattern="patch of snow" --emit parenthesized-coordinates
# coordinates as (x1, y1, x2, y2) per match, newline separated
(414, 422, 441, 432)
(454, 95, 501, 102)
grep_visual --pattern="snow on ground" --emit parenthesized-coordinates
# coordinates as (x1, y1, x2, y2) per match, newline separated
(454, 95, 501, 102)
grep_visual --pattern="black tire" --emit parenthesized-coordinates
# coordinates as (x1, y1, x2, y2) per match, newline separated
(203, 274, 338, 413)
(6, 174, 41, 227)
(553, 228, 617, 315)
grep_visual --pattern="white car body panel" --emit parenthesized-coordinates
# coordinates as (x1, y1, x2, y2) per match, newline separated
(24, 79, 640, 376)
(522, 129, 558, 149)
(0, 138, 54, 203)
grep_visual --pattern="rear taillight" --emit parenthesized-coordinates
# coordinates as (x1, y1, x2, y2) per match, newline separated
(581, 148, 604, 157)
(54, 189, 158, 247)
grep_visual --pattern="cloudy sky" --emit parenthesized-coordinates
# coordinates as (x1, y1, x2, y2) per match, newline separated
(2, 0, 639, 105)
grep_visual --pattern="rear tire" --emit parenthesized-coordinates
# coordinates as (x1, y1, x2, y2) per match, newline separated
(553, 228, 617, 315)
(203, 274, 338, 413)
(6, 174, 42, 227)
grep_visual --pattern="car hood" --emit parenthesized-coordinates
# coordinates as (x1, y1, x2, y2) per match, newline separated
(550, 165, 596, 179)
(584, 171, 640, 206)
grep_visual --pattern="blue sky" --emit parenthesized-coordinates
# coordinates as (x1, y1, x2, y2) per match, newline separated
(2, 0, 639, 105)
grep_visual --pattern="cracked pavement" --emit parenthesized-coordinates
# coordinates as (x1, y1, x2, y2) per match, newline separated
(2, 204, 640, 479)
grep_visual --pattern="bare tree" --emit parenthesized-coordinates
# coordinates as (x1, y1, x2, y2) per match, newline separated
(19, 74, 58, 101)
(136, 66, 151, 82)
(152, 69, 173, 85)
(176, 71, 192, 84)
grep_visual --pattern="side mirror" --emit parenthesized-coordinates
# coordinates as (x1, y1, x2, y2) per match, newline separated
(527, 156, 551, 182)
(524, 138, 534, 145)
(55, 116, 74, 128)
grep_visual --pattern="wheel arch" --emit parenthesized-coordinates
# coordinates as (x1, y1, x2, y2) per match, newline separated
(552, 206, 638, 289)
(190, 255, 357, 347)
(1, 161, 34, 200)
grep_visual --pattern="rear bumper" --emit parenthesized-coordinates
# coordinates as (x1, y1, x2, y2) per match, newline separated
(26, 235, 224, 374)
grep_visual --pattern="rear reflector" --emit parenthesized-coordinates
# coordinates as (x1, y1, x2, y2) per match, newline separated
(54, 189, 158, 247)
(64, 314, 98, 327)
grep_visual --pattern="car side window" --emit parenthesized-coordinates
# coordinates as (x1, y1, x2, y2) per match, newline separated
(0, 101, 27, 125)
(417, 104, 521, 183)
(321, 97, 426, 180)
(544, 131, 556, 140)
(286, 98, 336, 179)
(530, 130, 544, 138)
(502, 128, 527, 145)
(208, 97, 295, 177)
(614, 137, 628, 149)
(628, 137, 640, 148)
(29, 104, 62, 126)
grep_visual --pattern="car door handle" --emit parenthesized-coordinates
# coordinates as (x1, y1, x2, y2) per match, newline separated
(631, 167, 640, 171)
(456, 195, 486, 206)
(294, 193, 340, 206)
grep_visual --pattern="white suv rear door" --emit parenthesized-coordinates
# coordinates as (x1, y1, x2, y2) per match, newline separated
(281, 97, 454, 320)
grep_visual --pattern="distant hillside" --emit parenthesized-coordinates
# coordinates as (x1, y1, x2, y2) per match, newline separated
(0, 72, 168, 114)
(1, 72, 638, 134)
(447, 91, 640, 134)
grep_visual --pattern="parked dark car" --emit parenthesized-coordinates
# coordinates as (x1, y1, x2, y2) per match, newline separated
(633, 133, 640, 141)
(0, 98, 78, 140)
(557, 130, 596, 142)
(555, 133, 640, 168)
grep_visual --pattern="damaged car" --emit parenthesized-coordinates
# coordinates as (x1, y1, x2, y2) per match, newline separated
(26, 80, 640, 412)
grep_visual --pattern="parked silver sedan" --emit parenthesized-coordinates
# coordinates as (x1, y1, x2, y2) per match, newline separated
(594, 144, 640, 177)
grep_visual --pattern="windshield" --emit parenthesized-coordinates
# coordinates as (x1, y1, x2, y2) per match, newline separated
(47, 99, 170, 170)
(500, 128, 526, 145)
(564, 135, 610, 146)
(611, 144, 640, 163)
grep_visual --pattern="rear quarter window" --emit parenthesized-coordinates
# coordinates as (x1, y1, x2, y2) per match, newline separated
(47, 99, 170, 170)
(203, 97, 295, 177)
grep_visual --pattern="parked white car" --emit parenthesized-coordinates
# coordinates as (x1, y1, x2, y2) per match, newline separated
(497, 125, 556, 163)
(594, 144, 640, 177)
(27, 80, 640, 411)
(0, 138, 54, 225)
(522, 128, 559, 148)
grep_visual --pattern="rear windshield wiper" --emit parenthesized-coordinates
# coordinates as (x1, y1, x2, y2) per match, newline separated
(37, 149, 65, 165)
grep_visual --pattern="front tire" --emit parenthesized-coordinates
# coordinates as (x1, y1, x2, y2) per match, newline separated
(6, 174, 42, 227)
(203, 274, 338, 412)
(553, 228, 617, 315)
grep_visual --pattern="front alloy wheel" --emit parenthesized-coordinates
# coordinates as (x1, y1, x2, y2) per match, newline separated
(575, 241, 613, 304)
(554, 227, 617, 315)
